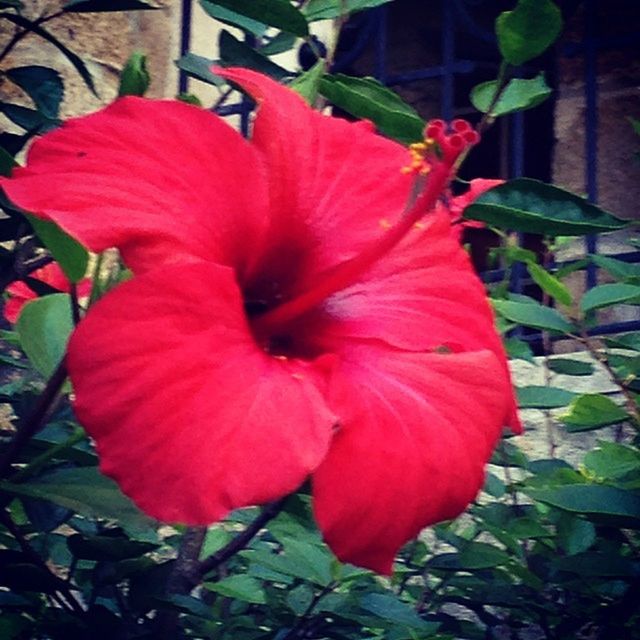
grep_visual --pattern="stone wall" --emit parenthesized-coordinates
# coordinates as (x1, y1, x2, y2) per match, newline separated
(1, 0, 180, 122)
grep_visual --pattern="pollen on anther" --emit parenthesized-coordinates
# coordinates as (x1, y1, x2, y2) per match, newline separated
(414, 222, 426, 230)
(379, 218, 392, 229)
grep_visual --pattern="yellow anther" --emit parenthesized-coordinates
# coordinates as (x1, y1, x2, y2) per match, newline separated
(403, 137, 436, 175)
(413, 222, 425, 230)
(379, 218, 392, 229)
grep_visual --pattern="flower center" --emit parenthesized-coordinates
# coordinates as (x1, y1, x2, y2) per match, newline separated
(251, 120, 479, 345)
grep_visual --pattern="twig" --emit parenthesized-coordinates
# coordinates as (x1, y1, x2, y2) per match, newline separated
(577, 326, 640, 429)
(281, 582, 336, 639)
(155, 499, 286, 637)
(0, 359, 68, 478)
(197, 498, 287, 579)
(155, 526, 207, 639)
(541, 245, 558, 458)
(69, 283, 81, 325)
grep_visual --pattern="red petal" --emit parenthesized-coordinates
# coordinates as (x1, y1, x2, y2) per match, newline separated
(3, 281, 33, 323)
(67, 262, 336, 524)
(449, 178, 504, 218)
(0, 99, 269, 276)
(313, 345, 510, 574)
(307, 211, 521, 432)
(216, 67, 414, 290)
(4, 263, 74, 323)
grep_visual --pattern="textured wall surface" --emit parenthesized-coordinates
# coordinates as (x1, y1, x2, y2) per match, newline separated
(1, 0, 180, 122)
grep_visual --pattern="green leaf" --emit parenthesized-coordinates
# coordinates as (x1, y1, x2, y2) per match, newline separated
(547, 358, 594, 376)
(0, 147, 17, 177)
(289, 61, 324, 104)
(465, 178, 626, 236)
(67, 533, 158, 561)
(201, 0, 308, 37)
(176, 92, 202, 107)
(204, 575, 266, 604)
(360, 593, 437, 630)
(118, 51, 150, 97)
(429, 542, 511, 570)
(506, 517, 551, 539)
(557, 514, 596, 555)
(286, 584, 314, 615)
(261, 31, 297, 56)
(584, 441, 640, 482)
(16, 293, 73, 378)
(219, 30, 291, 80)
(580, 283, 640, 313)
(0, 103, 57, 133)
(26, 215, 88, 283)
(604, 332, 640, 351)
(527, 262, 572, 305)
(470, 73, 551, 116)
(2, 15, 96, 95)
(552, 551, 640, 577)
(496, 0, 562, 66)
(504, 337, 534, 362)
(319, 74, 424, 144)
(175, 53, 223, 87)
(492, 298, 574, 333)
(0, 467, 157, 540)
(517, 385, 576, 409)
(591, 254, 640, 282)
(530, 484, 640, 528)
(483, 472, 506, 498)
(560, 394, 628, 431)
(303, 0, 393, 21)
(200, 0, 267, 36)
(5, 66, 63, 119)
(64, 0, 158, 9)
(490, 440, 529, 468)
(278, 537, 333, 586)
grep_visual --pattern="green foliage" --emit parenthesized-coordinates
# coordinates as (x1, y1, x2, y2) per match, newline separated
(465, 178, 627, 235)
(16, 293, 74, 378)
(176, 53, 224, 86)
(219, 30, 291, 79)
(496, 0, 563, 65)
(303, 0, 394, 21)
(560, 394, 629, 430)
(26, 215, 89, 283)
(200, 0, 308, 37)
(470, 73, 552, 116)
(319, 74, 425, 143)
(118, 51, 151, 97)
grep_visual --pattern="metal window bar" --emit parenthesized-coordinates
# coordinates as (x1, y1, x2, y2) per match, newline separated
(178, 0, 640, 341)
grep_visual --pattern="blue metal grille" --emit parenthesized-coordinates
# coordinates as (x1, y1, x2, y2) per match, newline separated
(178, 0, 640, 342)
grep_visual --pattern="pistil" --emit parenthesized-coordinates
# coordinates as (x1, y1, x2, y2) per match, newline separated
(252, 120, 479, 338)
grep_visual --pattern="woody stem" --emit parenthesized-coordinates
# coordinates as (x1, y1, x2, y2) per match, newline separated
(252, 162, 453, 336)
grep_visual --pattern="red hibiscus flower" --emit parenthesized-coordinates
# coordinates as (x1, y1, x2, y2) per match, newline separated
(0, 68, 520, 574)
(4, 262, 91, 324)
